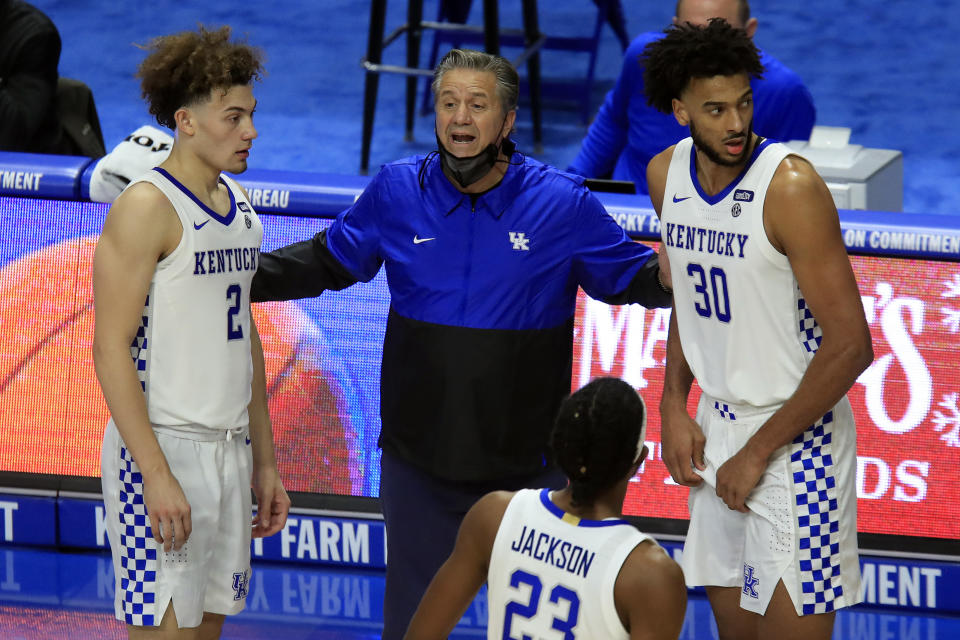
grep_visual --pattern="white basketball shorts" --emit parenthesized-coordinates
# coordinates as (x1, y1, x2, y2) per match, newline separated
(101, 420, 254, 628)
(680, 394, 862, 616)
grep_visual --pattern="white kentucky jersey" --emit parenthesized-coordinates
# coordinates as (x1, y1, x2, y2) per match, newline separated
(486, 488, 655, 639)
(127, 168, 262, 430)
(661, 137, 818, 406)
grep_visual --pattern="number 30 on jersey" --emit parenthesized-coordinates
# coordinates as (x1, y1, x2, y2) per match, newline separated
(686, 263, 731, 322)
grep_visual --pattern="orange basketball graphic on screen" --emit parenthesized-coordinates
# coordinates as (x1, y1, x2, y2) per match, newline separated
(0, 235, 357, 493)
(0, 235, 104, 476)
(254, 300, 360, 495)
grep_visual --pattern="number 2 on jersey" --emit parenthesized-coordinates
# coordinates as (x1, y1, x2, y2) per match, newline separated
(226, 284, 244, 340)
(504, 569, 580, 639)
(686, 263, 731, 322)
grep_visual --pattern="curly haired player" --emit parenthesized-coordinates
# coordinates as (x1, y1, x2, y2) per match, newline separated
(93, 25, 289, 638)
(646, 18, 873, 640)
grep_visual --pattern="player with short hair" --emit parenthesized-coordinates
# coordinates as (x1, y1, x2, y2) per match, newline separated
(404, 377, 686, 640)
(92, 25, 290, 638)
(645, 19, 873, 640)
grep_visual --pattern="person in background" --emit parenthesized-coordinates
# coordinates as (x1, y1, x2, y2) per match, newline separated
(404, 377, 686, 640)
(567, 0, 815, 195)
(0, 0, 72, 154)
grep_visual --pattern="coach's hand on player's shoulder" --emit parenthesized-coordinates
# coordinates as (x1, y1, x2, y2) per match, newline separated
(143, 470, 192, 552)
(660, 409, 706, 487)
(715, 445, 765, 513)
(252, 466, 291, 538)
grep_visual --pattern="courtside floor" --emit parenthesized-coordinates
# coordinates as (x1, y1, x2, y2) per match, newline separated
(0, 546, 956, 639)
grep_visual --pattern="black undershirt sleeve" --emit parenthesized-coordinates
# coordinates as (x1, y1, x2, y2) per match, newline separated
(251, 229, 358, 302)
(599, 253, 673, 308)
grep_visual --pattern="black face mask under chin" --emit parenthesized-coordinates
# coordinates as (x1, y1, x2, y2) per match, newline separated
(435, 133, 516, 189)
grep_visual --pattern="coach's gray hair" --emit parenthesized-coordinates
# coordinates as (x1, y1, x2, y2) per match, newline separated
(431, 49, 519, 114)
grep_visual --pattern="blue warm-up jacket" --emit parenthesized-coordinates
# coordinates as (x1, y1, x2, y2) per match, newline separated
(251, 151, 671, 482)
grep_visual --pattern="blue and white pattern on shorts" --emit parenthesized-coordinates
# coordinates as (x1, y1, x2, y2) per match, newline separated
(118, 446, 158, 626)
(790, 411, 843, 615)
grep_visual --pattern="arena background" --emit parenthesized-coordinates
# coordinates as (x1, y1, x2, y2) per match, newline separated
(28, 0, 960, 216)
(14, 0, 958, 540)
(2, 0, 958, 554)
(3, 183, 960, 544)
(0, 0, 958, 636)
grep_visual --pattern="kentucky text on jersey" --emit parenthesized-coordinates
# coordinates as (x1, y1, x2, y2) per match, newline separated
(663, 222, 749, 258)
(509, 525, 596, 579)
(193, 247, 260, 275)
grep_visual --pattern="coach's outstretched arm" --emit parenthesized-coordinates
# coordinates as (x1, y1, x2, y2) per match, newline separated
(599, 251, 674, 308)
(251, 229, 358, 302)
(571, 189, 673, 310)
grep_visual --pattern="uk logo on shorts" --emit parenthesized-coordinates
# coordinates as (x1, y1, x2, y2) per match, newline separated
(232, 570, 250, 601)
(743, 564, 760, 598)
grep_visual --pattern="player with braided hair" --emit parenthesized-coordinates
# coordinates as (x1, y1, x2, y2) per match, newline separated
(646, 18, 872, 640)
(551, 376, 649, 509)
(404, 377, 686, 639)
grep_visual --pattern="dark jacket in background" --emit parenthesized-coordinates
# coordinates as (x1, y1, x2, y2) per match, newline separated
(0, 0, 70, 154)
